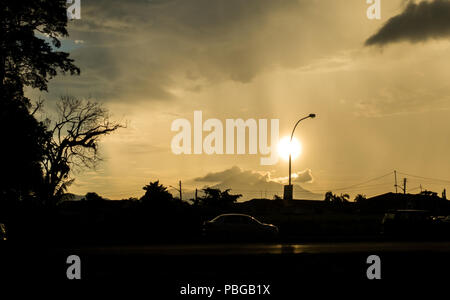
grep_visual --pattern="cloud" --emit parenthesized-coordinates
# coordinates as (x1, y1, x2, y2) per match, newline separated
(56, 0, 306, 101)
(365, 0, 450, 46)
(270, 169, 314, 184)
(194, 166, 321, 200)
(194, 166, 270, 184)
(43, 0, 356, 102)
(293, 169, 314, 183)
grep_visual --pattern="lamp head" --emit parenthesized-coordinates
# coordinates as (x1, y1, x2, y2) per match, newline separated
(309, 113, 316, 118)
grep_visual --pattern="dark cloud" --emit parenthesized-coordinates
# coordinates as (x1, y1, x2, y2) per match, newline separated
(194, 166, 321, 200)
(73, 0, 304, 85)
(75, 0, 301, 36)
(44, 0, 350, 101)
(366, 0, 450, 46)
(51, 0, 300, 100)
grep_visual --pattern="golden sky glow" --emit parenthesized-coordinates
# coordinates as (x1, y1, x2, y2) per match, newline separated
(28, 0, 450, 201)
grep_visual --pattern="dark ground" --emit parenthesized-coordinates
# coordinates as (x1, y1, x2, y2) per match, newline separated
(2, 199, 450, 295)
(1, 241, 450, 296)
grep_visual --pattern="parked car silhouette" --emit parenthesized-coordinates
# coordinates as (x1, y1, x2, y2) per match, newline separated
(433, 215, 450, 223)
(431, 215, 447, 222)
(381, 209, 432, 236)
(202, 213, 278, 241)
(431, 215, 450, 235)
(0, 223, 7, 241)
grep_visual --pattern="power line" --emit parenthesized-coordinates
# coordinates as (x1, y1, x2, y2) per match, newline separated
(341, 182, 394, 190)
(397, 171, 450, 184)
(82, 170, 449, 199)
(313, 171, 393, 193)
(409, 186, 421, 192)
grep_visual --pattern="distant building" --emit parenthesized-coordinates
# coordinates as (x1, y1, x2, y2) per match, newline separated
(360, 192, 450, 214)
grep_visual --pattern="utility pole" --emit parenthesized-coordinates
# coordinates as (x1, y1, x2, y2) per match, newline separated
(195, 188, 198, 204)
(169, 182, 183, 201)
(403, 178, 407, 194)
(394, 170, 398, 193)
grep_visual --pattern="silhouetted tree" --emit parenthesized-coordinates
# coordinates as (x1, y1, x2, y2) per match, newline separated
(40, 96, 124, 204)
(140, 180, 174, 205)
(0, 0, 79, 96)
(198, 188, 242, 209)
(84, 192, 104, 202)
(0, 98, 49, 205)
(354, 194, 367, 203)
(122, 197, 139, 202)
(324, 191, 350, 207)
(324, 191, 334, 204)
(0, 0, 79, 206)
(339, 193, 350, 203)
(221, 189, 242, 204)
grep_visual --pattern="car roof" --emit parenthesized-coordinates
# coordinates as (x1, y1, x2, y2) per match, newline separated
(395, 209, 429, 212)
(215, 213, 252, 218)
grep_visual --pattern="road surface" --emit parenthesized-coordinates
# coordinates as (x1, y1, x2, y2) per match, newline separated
(1, 241, 450, 287)
(62, 241, 450, 255)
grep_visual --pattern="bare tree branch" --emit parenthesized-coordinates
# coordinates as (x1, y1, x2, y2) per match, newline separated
(31, 97, 45, 116)
(41, 95, 125, 202)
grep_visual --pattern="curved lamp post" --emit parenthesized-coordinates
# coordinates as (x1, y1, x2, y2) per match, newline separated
(284, 113, 316, 201)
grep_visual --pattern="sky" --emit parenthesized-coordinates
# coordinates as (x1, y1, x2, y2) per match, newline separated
(28, 0, 450, 201)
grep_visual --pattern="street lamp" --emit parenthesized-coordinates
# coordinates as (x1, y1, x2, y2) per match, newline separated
(169, 180, 182, 201)
(284, 113, 316, 201)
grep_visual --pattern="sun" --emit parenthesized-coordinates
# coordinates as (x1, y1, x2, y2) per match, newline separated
(277, 136, 302, 161)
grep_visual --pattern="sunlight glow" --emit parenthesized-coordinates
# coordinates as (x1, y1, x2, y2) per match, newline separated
(277, 136, 302, 161)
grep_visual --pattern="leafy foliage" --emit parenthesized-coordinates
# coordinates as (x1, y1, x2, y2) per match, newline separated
(354, 194, 367, 203)
(0, 0, 80, 206)
(324, 191, 350, 206)
(0, 0, 80, 95)
(198, 187, 242, 208)
(140, 180, 174, 205)
(0, 97, 49, 204)
(84, 192, 104, 202)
